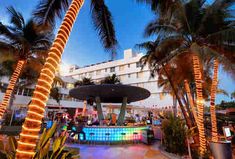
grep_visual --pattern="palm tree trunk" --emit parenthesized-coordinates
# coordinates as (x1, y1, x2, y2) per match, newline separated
(162, 65, 192, 128)
(210, 59, 219, 142)
(184, 80, 198, 126)
(192, 55, 206, 156)
(15, 0, 84, 158)
(180, 91, 195, 126)
(0, 60, 26, 119)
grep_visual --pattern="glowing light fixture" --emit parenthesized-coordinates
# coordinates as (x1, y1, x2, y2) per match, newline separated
(15, 0, 84, 158)
(192, 55, 206, 155)
(210, 59, 219, 142)
(0, 60, 25, 119)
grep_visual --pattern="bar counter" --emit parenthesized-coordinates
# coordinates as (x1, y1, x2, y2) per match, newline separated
(82, 126, 147, 142)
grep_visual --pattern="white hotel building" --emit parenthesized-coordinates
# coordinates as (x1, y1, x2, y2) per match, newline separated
(65, 49, 173, 110)
(0, 49, 173, 118)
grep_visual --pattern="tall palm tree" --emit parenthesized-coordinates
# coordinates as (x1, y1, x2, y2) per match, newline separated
(100, 74, 121, 84)
(0, 7, 52, 119)
(74, 77, 94, 87)
(138, 40, 194, 128)
(138, 0, 235, 155)
(16, 0, 118, 158)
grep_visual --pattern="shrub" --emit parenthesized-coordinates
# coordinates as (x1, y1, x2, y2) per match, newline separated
(161, 114, 187, 155)
(0, 123, 80, 159)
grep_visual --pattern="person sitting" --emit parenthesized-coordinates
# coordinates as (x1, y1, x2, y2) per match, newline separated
(77, 121, 86, 140)
(68, 119, 75, 131)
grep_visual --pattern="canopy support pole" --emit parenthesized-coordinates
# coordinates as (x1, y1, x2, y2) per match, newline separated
(117, 97, 127, 126)
(95, 96, 104, 122)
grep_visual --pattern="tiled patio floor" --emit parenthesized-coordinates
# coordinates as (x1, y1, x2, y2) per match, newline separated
(66, 142, 169, 159)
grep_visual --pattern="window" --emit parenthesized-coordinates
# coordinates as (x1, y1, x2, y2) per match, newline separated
(110, 67, 115, 72)
(136, 62, 142, 68)
(137, 72, 144, 78)
(89, 72, 93, 77)
(128, 74, 131, 78)
(119, 65, 125, 71)
(23, 89, 29, 96)
(69, 68, 73, 73)
(67, 83, 74, 89)
(96, 70, 101, 75)
(120, 75, 125, 81)
(17, 88, 23, 95)
(105, 68, 108, 72)
(28, 89, 34, 96)
(1, 83, 7, 93)
(127, 64, 130, 68)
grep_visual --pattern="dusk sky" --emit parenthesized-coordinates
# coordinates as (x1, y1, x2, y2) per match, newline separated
(0, 0, 234, 103)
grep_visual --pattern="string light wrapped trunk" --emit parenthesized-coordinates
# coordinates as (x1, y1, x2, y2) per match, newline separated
(15, 0, 84, 158)
(184, 80, 198, 126)
(192, 55, 206, 155)
(0, 60, 26, 119)
(210, 59, 219, 142)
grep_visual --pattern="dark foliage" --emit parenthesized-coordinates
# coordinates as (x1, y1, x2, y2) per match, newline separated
(74, 77, 94, 87)
(100, 74, 121, 84)
(161, 114, 187, 155)
(33, 0, 118, 58)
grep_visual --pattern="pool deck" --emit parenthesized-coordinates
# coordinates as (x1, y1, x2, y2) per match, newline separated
(66, 141, 169, 159)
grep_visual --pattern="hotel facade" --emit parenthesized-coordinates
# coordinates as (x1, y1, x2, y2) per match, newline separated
(65, 49, 173, 113)
(0, 49, 174, 118)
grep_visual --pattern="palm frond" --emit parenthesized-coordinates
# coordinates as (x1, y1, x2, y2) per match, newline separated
(135, 0, 177, 14)
(197, 0, 235, 36)
(7, 6, 25, 30)
(217, 88, 229, 96)
(135, 40, 157, 51)
(144, 18, 178, 37)
(0, 22, 17, 41)
(90, 0, 118, 58)
(33, 0, 70, 27)
(207, 28, 235, 49)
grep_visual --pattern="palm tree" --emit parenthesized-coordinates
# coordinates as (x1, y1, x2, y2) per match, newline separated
(0, 7, 52, 120)
(138, 0, 235, 155)
(138, 40, 194, 128)
(100, 74, 121, 84)
(74, 77, 94, 87)
(50, 76, 65, 105)
(16, 0, 118, 157)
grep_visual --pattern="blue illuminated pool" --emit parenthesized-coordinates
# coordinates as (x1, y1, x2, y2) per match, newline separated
(81, 126, 147, 142)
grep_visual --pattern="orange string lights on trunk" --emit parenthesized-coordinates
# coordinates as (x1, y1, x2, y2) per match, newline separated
(192, 55, 206, 156)
(210, 59, 219, 142)
(15, 0, 84, 158)
(0, 60, 26, 119)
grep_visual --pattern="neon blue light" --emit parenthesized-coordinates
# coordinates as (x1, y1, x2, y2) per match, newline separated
(82, 127, 147, 142)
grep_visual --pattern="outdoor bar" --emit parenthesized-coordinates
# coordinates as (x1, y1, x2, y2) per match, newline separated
(69, 84, 151, 144)
(82, 126, 147, 142)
